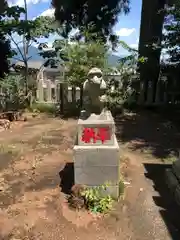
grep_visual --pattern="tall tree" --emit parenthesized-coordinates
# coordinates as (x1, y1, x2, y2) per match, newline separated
(51, 0, 130, 46)
(1, 2, 57, 96)
(163, 0, 180, 65)
(138, 0, 167, 104)
(0, 0, 11, 78)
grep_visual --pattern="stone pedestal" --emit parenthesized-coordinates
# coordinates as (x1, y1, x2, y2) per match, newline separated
(165, 158, 180, 206)
(73, 111, 120, 199)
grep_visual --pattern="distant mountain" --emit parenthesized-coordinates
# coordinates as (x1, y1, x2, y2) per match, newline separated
(11, 46, 122, 66)
(11, 46, 44, 64)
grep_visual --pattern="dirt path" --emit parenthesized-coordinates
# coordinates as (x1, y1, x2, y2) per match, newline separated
(0, 112, 179, 240)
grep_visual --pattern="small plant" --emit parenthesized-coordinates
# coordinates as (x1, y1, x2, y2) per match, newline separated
(119, 179, 125, 198)
(81, 183, 114, 213)
(31, 108, 40, 117)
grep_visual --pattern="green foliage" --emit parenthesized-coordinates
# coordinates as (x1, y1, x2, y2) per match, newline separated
(0, 34, 11, 78)
(41, 32, 110, 87)
(106, 41, 142, 112)
(163, 1, 180, 64)
(30, 102, 57, 114)
(52, 0, 130, 45)
(0, 5, 20, 78)
(1, 5, 56, 46)
(65, 40, 109, 87)
(0, 2, 59, 104)
(0, 74, 26, 111)
(81, 183, 114, 213)
(119, 178, 125, 196)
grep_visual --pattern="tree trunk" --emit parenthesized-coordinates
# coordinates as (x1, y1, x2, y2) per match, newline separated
(138, 0, 166, 104)
(23, 0, 29, 106)
(80, 85, 83, 108)
(60, 83, 64, 113)
(0, 1, 10, 79)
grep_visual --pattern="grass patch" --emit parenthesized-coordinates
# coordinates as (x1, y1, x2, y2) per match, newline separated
(30, 102, 57, 114)
(0, 144, 20, 155)
(81, 183, 114, 213)
(162, 153, 178, 163)
(119, 178, 125, 198)
(68, 180, 125, 214)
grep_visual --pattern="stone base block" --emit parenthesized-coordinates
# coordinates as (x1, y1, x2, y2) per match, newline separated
(77, 111, 116, 146)
(172, 159, 180, 180)
(73, 137, 120, 199)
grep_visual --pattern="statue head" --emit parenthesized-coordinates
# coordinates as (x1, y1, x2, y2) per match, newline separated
(87, 67, 103, 85)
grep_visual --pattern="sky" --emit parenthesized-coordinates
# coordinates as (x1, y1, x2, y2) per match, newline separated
(8, 0, 142, 56)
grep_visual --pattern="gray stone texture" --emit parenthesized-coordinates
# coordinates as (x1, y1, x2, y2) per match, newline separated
(172, 158, 180, 181)
(165, 168, 179, 194)
(175, 184, 180, 206)
(74, 111, 120, 199)
(75, 166, 119, 186)
(74, 138, 119, 167)
(73, 68, 120, 199)
(82, 67, 107, 116)
(77, 111, 116, 146)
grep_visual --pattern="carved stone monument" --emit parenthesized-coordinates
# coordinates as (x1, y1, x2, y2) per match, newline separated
(73, 67, 120, 199)
(81, 67, 107, 118)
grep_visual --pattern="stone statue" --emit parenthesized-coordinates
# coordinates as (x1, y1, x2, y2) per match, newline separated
(81, 67, 107, 118)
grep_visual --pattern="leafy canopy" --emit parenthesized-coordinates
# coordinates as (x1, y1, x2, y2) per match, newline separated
(52, 0, 130, 45)
(163, 0, 180, 64)
(64, 40, 109, 86)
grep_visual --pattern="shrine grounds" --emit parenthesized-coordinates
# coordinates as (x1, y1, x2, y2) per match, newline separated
(0, 109, 180, 240)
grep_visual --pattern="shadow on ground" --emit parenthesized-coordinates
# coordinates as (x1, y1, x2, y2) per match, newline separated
(59, 163, 74, 195)
(115, 110, 180, 159)
(144, 163, 180, 240)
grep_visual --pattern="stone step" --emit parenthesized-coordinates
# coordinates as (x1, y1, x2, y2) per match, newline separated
(172, 159, 180, 182)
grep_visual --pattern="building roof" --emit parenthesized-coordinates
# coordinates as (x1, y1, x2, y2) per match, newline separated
(14, 60, 66, 73)
(15, 61, 44, 69)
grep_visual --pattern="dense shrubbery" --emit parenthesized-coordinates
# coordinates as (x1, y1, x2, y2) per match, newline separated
(0, 74, 27, 112)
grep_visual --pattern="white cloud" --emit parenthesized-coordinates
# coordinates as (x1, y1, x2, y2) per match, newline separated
(8, 0, 49, 7)
(39, 8, 54, 17)
(116, 28, 136, 37)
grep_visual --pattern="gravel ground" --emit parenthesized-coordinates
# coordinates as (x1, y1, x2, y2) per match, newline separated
(0, 112, 179, 240)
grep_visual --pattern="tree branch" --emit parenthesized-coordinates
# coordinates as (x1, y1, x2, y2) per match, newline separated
(27, 56, 32, 61)
(28, 40, 34, 48)
(9, 34, 26, 62)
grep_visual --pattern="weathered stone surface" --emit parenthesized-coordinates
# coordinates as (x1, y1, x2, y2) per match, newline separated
(82, 67, 108, 117)
(172, 159, 180, 181)
(73, 68, 120, 199)
(74, 137, 119, 167)
(175, 184, 180, 206)
(165, 168, 179, 194)
(77, 111, 116, 146)
(75, 166, 119, 186)
(74, 136, 120, 198)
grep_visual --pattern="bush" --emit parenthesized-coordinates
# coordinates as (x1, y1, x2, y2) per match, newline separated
(30, 102, 57, 114)
(81, 184, 114, 213)
(68, 180, 125, 213)
(62, 100, 81, 118)
(0, 74, 27, 111)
